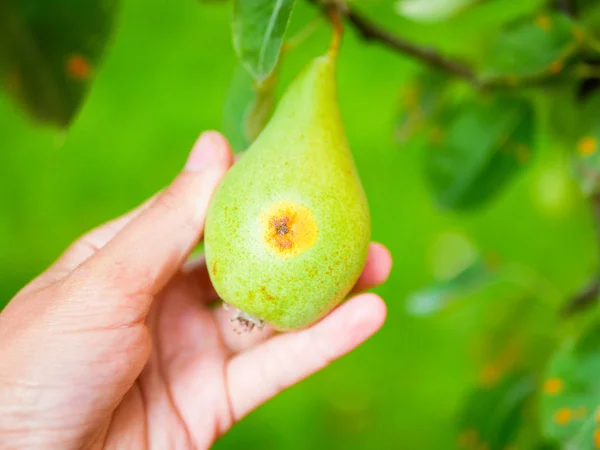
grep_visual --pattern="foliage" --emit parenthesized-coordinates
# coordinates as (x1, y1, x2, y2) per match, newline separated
(221, 64, 276, 153)
(425, 94, 536, 210)
(232, 0, 295, 82)
(540, 323, 600, 450)
(0, 0, 119, 128)
(1, 0, 600, 449)
(481, 13, 581, 79)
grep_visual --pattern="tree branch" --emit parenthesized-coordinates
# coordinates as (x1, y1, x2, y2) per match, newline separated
(308, 0, 576, 90)
(562, 279, 599, 316)
(308, 0, 476, 83)
(555, 0, 577, 17)
(341, 6, 476, 82)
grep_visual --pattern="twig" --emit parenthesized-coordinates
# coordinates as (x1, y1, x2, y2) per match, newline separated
(556, 0, 575, 16)
(562, 279, 599, 316)
(555, 0, 576, 17)
(343, 6, 476, 81)
(327, 4, 343, 57)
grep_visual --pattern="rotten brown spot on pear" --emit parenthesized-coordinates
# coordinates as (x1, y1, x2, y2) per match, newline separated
(269, 216, 294, 250)
(261, 200, 318, 258)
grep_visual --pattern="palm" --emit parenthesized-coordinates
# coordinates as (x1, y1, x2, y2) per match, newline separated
(102, 251, 387, 449)
(104, 265, 237, 449)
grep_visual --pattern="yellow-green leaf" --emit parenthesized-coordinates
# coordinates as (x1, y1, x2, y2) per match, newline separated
(232, 0, 295, 82)
(222, 64, 276, 153)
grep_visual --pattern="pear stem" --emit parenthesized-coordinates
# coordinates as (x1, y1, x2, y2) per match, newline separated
(224, 303, 266, 334)
(326, 5, 343, 59)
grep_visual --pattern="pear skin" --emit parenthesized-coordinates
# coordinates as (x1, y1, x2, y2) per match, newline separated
(204, 47, 371, 331)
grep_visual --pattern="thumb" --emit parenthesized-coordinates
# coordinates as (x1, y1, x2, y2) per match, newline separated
(0, 132, 231, 446)
(68, 131, 232, 314)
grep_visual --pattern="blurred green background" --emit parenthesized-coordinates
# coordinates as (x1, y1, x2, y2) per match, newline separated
(1, 0, 597, 448)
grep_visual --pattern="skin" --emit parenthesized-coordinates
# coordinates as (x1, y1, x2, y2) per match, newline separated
(0, 131, 392, 450)
(205, 53, 371, 330)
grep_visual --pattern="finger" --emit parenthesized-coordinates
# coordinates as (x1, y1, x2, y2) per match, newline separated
(225, 293, 386, 420)
(72, 131, 232, 309)
(351, 242, 392, 293)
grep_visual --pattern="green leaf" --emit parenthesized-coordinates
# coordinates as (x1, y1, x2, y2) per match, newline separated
(540, 323, 600, 450)
(547, 84, 582, 147)
(222, 64, 276, 153)
(0, 0, 120, 128)
(407, 257, 498, 316)
(457, 371, 537, 450)
(449, 269, 558, 448)
(232, 0, 295, 82)
(473, 289, 557, 384)
(394, 0, 481, 23)
(578, 0, 600, 21)
(482, 13, 582, 79)
(395, 70, 453, 143)
(425, 95, 536, 210)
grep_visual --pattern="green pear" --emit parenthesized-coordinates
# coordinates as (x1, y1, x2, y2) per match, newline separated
(204, 44, 370, 331)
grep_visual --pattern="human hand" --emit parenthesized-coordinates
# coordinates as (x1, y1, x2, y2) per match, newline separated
(0, 132, 392, 449)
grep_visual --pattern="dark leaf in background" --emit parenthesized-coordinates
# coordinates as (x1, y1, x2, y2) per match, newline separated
(471, 287, 557, 388)
(222, 64, 276, 153)
(395, 69, 453, 144)
(577, 0, 600, 16)
(232, 0, 295, 82)
(456, 285, 559, 448)
(456, 371, 537, 450)
(437, 260, 559, 448)
(577, 1, 600, 32)
(540, 323, 600, 450)
(577, 77, 600, 103)
(425, 95, 536, 210)
(482, 13, 581, 79)
(0, 0, 120, 128)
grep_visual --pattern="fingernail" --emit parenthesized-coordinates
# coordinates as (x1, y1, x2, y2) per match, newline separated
(184, 131, 223, 172)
